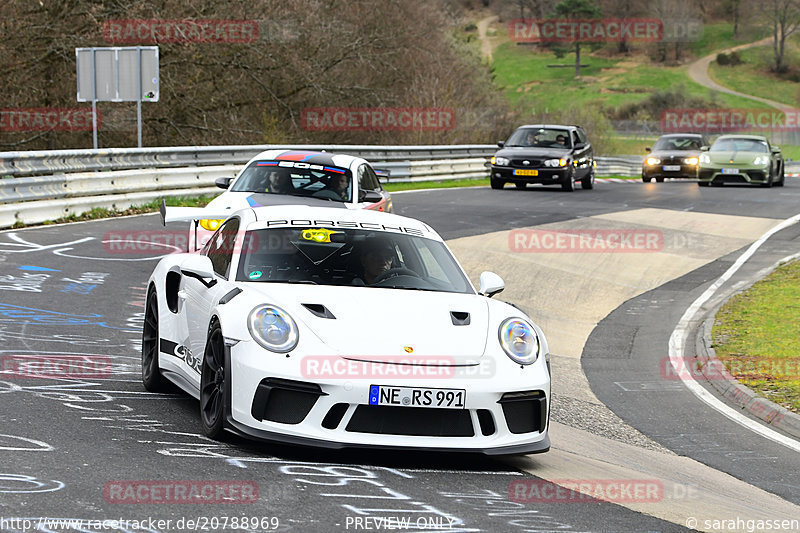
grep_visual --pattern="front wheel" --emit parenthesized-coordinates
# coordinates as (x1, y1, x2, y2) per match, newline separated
(142, 289, 167, 392)
(776, 165, 785, 187)
(655, 177, 665, 183)
(561, 169, 575, 192)
(490, 178, 505, 190)
(200, 320, 227, 439)
(515, 182, 527, 189)
(697, 182, 709, 187)
(581, 170, 595, 190)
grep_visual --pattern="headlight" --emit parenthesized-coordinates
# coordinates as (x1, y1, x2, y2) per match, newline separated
(753, 155, 769, 166)
(200, 219, 224, 231)
(645, 157, 661, 166)
(699, 153, 710, 164)
(492, 156, 510, 166)
(499, 318, 539, 365)
(247, 305, 298, 353)
(544, 158, 567, 167)
(684, 157, 698, 165)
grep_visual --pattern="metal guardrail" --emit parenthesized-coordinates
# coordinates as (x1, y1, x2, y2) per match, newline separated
(0, 144, 497, 178)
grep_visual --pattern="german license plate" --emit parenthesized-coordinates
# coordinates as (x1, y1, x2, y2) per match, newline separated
(663, 165, 681, 171)
(369, 385, 466, 409)
(721, 168, 739, 174)
(514, 169, 538, 176)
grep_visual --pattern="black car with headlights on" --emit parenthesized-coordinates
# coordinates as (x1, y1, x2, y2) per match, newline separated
(642, 133, 710, 182)
(490, 124, 596, 192)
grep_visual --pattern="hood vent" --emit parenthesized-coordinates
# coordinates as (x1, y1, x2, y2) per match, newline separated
(450, 311, 470, 325)
(302, 303, 336, 319)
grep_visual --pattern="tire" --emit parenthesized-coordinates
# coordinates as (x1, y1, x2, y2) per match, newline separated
(776, 165, 785, 187)
(561, 169, 575, 192)
(761, 172, 773, 188)
(642, 176, 651, 183)
(581, 170, 595, 190)
(200, 320, 227, 440)
(515, 182, 527, 189)
(142, 288, 167, 392)
(697, 182, 709, 187)
(490, 179, 504, 190)
(655, 177, 665, 183)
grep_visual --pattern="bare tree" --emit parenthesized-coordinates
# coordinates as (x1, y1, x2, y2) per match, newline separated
(765, 0, 800, 73)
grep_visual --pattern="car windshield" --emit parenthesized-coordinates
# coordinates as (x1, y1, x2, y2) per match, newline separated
(710, 139, 768, 153)
(653, 137, 702, 151)
(230, 161, 353, 202)
(236, 227, 473, 294)
(506, 128, 570, 148)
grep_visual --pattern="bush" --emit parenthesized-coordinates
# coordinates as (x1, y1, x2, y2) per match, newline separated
(612, 85, 714, 121)
(716, 52, 743, 66)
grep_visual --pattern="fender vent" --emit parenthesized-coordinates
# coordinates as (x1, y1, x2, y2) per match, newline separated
(302, 303, 336, 319)
(450, 311, 470, 325)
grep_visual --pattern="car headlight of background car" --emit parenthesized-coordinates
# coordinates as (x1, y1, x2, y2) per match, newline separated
(491, 156, 510, 166)
(248, 305, 299, 352)
(645, 157, 661, 166)
(544, 158, 567, 167)
(684, 157, 698, 166)
(752, 155, 770, 166)
(699, 153, 710, 164)
(499, 318, 540, 365)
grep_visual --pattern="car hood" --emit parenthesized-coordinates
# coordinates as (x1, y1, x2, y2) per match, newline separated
(496, 147, 571, 158)
(649, 150, 700, 158)
(207, 192, 349, 210)
(705, 151, 764, 165)
(242, 284, 489, 360)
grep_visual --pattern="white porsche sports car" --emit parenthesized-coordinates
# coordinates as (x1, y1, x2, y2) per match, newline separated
(189, 150, 393, 251)
(143, 203, 550, 454)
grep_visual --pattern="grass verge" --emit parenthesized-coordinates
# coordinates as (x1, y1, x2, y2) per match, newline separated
(712, 259, 800, 414)
(708, 45, 800, 108)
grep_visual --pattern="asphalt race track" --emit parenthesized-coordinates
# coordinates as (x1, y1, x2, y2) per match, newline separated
(1, 179, 799, 533)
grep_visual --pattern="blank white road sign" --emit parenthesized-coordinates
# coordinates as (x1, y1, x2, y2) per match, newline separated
(76, 47, 159, 102)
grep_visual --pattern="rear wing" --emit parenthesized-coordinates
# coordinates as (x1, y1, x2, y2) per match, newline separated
(159, 200, 235, 226)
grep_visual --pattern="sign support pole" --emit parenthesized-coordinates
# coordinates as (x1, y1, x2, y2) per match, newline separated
(91, 48, 98, 150)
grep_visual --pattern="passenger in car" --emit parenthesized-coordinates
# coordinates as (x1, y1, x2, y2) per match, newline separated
(268, 171, 293, 194)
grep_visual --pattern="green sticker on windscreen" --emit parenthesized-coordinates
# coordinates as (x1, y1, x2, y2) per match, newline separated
(249, 271, 262, 280)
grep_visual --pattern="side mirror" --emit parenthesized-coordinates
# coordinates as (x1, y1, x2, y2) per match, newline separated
(359, 190, 383, 203)
(700, 146, 710, 152)
(574, 142, 585, 149)
(497, 141, 505, 148)
(180, 254, 215, 280)
(478, 271, 504, 298)
(771, 146, 781, 154)
(645, 147, 651, 152)
(215, 177, 233, 189)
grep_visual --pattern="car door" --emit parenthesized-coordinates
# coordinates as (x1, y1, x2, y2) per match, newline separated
(181, 217, 239, 382)
(571, 128, 593, 178)
(357, 163, 391, 211)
